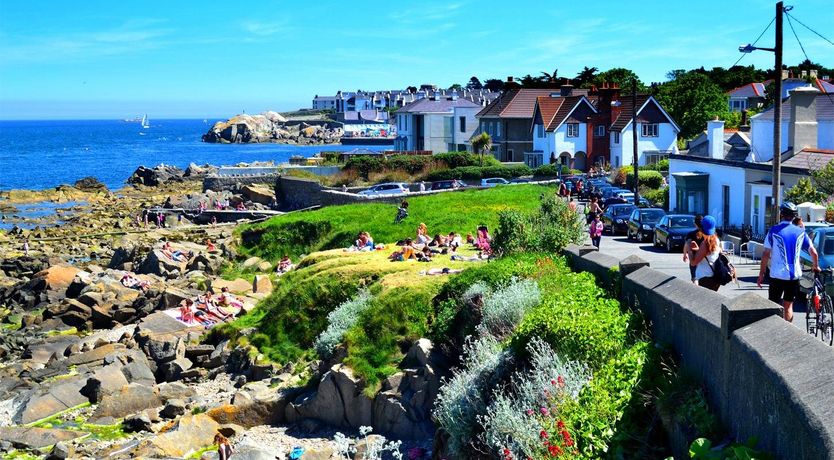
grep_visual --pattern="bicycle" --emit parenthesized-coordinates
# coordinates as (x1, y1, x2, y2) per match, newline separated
(804, 268, 834, 346)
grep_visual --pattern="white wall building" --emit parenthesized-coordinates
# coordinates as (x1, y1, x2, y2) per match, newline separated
(394, 96, 481, 153)
(608, 96, 680, 168)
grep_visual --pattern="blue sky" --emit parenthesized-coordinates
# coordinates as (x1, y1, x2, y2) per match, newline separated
(1, 0, 832, 120)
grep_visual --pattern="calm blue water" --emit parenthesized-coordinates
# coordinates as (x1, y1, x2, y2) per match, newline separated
(0, 119, 388, 191)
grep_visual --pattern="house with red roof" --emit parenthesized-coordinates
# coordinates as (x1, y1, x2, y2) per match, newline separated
(526, 84, 680, 170)
(727, 82, 767, 112)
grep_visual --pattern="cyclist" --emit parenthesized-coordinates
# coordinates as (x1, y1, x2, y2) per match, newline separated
(757, 202, 820, 322)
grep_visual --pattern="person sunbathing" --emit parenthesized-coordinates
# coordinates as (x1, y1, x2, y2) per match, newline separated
(216, 287, 243, 310)
(419, 267, 464, 276)
(451, 252, 489, 262)
(417, 246, 433, 262)
(448, 232, 462, 253)
(474, 226, 492, 255)
(206, 239, 216, 252)
(277, 255, 294, 274)
(416, 223, 431, 246)
(429, 234, 448, 247)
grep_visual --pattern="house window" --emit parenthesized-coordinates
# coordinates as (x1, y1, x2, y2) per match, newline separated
(496, 122, 502, 138)
(722, 185, 730, 227)
(567, 123, 579, 138)
(596, 125, 605, 137)
(730, 99, 747, 111)
(459, 116, 466, 133)
(645, 152, 669, 165)
(641, 123, 659, 137)
(536, 124, 544, 138)
(614, 132, 620, 144)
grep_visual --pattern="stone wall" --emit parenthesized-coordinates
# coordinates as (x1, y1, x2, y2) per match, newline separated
(202, 175, 281, 192)
(564, 245, 834, 459)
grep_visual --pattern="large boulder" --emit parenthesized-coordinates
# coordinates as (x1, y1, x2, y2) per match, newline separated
(127, 165, 186, 187)
(73, 176, 107, 192)
(207, 388, 299, 428)
(137, 249, 189, 279)
(241, 185, 276, 206)
(132, 413, 219, 458)
(89, 383, 162, 423)
(0, 427, 86, 450)
(286, 364, 372, 428)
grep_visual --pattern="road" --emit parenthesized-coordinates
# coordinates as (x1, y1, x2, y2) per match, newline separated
(588, 230, 815, 330)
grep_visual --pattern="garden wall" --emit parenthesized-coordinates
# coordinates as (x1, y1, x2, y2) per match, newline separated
(564, 245, 834, 460)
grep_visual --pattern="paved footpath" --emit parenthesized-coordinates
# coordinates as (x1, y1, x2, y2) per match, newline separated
(589, 231, 814, 329)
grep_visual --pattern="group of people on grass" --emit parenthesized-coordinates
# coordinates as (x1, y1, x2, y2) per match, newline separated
(177, 286, 243, 327)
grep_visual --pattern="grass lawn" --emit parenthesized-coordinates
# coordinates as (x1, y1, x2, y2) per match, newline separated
(234, 184, 552, 262)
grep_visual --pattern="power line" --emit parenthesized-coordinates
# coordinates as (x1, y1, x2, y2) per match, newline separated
(785, 14, 810, 63)
(731, 17, 776, 68)
(785, 12, 834, 47)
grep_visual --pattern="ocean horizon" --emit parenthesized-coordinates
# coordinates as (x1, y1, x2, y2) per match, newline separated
(0, 119, 388, 192)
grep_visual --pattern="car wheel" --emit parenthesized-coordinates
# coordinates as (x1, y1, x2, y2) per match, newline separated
(666, 238, 673, 253)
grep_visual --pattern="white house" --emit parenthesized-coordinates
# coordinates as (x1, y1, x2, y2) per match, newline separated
(669, 87, 834, 234)
(531, 95, 596, 169)
(608, 95, 680, 168)
(452, 102, 480, 152)
(394, 94, 481, 153)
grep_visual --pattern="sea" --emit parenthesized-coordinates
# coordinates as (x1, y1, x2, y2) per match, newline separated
(0, 119, 389, 191)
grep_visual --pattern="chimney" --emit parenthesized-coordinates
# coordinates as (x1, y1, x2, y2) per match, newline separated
(810, 69, 818, 79)
(451, 90, 459, 101)
(507, 76, 514, 83)
(433, 90, 441, 100)
(739, 109, 750, 132)
(789, 86, 820, 153)
(560, 84, 574, 97)
(707, 118, 725, 160)
(801, 70, 808, 79)
(782, 69, 790, 80)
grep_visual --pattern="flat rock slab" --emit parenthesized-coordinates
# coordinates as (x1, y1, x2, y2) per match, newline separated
(132, 413, 219, 458)
(0, 426, 87, 449)
(137, 311, 192, 335)
(25, 335, 81, 365)
(89, 383, 162, 423)
(66, 343, 126, 367)
(212, 278, 252, 295)
(20, 377, 88, 425)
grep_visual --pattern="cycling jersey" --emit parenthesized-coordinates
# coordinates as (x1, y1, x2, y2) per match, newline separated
(764, 221, 811, 280)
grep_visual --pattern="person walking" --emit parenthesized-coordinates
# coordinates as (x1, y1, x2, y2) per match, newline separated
(589, 212, 603, 249)
(682, 215, 704, 284)
(558, 181, 568, 199)
(757, 202, 820, 322)
(568, 197, 578, 213)
(692, 215, 722, 291)
(419, 181, 426, 192)
(23, 238, 29, 256)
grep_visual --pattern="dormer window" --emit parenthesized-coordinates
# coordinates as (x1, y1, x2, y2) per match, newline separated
(566, 123, 579, 138)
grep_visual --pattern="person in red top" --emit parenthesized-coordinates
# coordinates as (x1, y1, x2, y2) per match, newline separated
(589, 212, 603, 248)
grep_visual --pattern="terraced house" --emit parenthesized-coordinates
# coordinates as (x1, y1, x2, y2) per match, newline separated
(527, 84, 680, 170)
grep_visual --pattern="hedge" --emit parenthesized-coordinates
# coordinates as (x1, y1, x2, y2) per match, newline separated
(343, 152, 498, 179)
(625, 169, 664, 189)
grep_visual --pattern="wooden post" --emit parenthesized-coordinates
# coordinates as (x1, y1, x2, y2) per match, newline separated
(771, 1, 783, 225)
(632, 78, 639, 206)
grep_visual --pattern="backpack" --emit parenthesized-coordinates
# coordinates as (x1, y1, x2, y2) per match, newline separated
(709, 253, 735, 286)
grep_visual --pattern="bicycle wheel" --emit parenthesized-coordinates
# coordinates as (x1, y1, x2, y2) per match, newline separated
(821, 294, 834, 346)
(807, 293, 819, 337)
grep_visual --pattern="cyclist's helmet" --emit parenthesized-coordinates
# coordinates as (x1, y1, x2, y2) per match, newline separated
(780, 201, 798, 217)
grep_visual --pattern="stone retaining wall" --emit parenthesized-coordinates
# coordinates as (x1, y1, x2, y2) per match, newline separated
(202, 175, 281, 192)
(564, 245, 834, 459)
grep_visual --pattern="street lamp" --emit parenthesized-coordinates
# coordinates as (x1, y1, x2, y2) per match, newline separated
(738, 2, 787, 226)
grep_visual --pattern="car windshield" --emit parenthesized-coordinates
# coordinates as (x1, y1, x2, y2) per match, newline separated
(642, 210, 665, 222)
(613, 206, 634, 216)
(670, 217, 695, 228)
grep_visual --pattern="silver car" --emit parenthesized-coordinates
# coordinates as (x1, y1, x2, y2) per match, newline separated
(357, 182, 410, 196)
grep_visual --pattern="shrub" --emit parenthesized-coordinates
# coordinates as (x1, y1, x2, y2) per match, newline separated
(434, 151, 498, 168)
(641, 187, 669, 209)
(493, 193, 584, 255)
(532, 164, 561, 177)
(314, 290, 372, 359)
(344, 156, 386, 179)
(478, 337, 590, 459)
(626, 169, 664, 189)
(640, 159, 669, 172)
(785, 177, 827, 204)
(433, 335, 510, 457)
(479, 278, 541, 337)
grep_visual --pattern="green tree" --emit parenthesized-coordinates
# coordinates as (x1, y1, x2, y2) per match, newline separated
(655, 71, 728, 139)
(812, 162, 834, 196)
(466, 76, 483, 90)
(594, 68, 646, 91)
(575, 66, 599, 88)
(785, 177, 827, 204)
(472, 132, 493, 167)
(483, 79, 505, 92)
(449, 83, 463, 90)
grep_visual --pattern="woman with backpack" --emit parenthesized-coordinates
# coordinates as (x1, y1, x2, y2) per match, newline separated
(589, 212, 603, 249)
(691, 215, 722, 291)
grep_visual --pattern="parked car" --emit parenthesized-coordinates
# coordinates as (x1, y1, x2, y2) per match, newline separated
(357, 182, 409, 196)
(617, 192, 636, 202)
(602, 196, 627, 209)
(626, 208, 667, 242)
(603, 188, 628, 199)
(481, 177, 510, 187)
(431, 179, 467, 190)
(653, 214, 698, 252)
(601, 204, 637, 235)
(801, 226, 834, 272)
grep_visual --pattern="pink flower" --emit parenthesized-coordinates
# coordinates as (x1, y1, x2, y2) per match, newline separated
(540, 407, 550, 416)
(526, 409, 534, 416)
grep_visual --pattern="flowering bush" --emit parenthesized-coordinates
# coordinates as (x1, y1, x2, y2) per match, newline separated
(332, 426, 403, 460)
(314, 290, 372, 359)
(433, 335, 510, 457)
(479, 337, 589, 459)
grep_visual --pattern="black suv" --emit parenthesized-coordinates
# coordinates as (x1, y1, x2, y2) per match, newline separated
(626, 208, 667, 242)
(601, 204, 636, 235)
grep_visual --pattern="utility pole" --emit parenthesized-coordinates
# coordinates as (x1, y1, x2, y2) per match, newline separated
(632, 78, 639, 206)
(771, 1, 784, 226)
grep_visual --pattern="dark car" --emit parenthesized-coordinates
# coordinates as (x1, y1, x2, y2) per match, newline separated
(601, 204, 636, 235)
(653, 214, 697, 252)
(801, 227, 834, 272)
(431, 179, 467, 191)
(602, 196, 627, 209)
(627, 208, 667, 242)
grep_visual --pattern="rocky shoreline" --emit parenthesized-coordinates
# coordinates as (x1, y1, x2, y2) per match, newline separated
(0, 166, 433, 459)
(202, 112, 342, 145)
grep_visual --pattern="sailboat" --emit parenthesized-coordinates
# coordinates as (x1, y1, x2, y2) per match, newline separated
(141, 114, 150, 129)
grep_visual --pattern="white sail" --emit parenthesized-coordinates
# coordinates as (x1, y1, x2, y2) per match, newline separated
(141, 114, 149, 128)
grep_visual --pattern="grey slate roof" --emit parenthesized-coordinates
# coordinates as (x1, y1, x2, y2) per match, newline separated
(395, 97, 480, 114)
(684, 130, 752, 162)
(754, 93, 834, 121)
